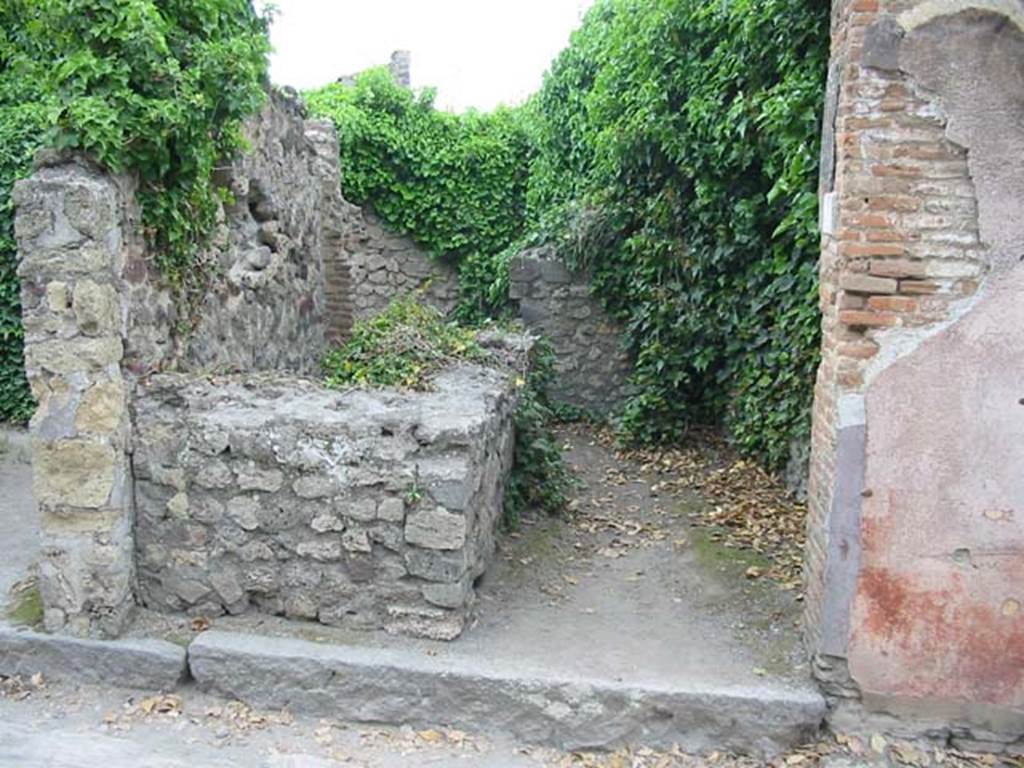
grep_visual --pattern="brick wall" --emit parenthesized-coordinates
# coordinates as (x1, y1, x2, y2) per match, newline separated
(807, 0, 1024, 743)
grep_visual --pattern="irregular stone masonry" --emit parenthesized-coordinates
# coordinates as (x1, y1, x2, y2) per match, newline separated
(131, 342, 526, 640)
(509, 245, 633, 415)
(335, 205, 460, 324)
(13, 155, 138, 638)
(14, 89, 348, 638)
(122, 90, 335, 377)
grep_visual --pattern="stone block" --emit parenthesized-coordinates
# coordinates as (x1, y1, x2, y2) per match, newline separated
(404, 507, 468, 550)
(25, 337, 123, 376)
(188, 631, 826, 754)
(74, 379, 125, 435)
(0, 626, 187, 690)
(72, 280, 119, 336)
(32, 439, 117, 509)
(132, 365, 520, 639)
(377, 497, 406, 522)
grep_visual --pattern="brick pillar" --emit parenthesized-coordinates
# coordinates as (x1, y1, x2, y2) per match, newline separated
(305, 119, 354, 343)
(389, 50, 411, 88)
(13, 154, 136, 638)
(807, 0, 1024, 737)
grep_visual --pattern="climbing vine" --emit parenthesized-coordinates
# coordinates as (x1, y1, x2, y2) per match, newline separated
(305, 70, 532, 295)
(523, 0, 829, 467)
(0, 0, 270, 422)
(309, 0, 829, 470)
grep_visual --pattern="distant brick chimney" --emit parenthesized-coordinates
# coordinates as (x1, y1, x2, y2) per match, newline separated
(338, 50, 412, 88)
(389, 50, 411, 88)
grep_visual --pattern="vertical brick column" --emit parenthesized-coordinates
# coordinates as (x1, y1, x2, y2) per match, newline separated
(306, 119, 354, 344)
(808, 0, 1024, 736)
(13, 154, 136, 638)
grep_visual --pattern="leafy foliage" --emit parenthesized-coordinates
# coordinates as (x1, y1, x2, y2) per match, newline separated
(306, 0, 828, 471)
(321, 295, 485, 391)
(304, 70, 533, 292)
(0, 0, 270, 422)
(0, 103, 45, 422)
(503, 338, 573, 525)
(527, 0, 828, 467)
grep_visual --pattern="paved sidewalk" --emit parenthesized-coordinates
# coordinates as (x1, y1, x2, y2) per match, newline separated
(0, 428, 36, 611)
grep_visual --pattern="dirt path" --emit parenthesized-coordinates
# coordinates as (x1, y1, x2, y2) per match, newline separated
(466, 424, 807, 687)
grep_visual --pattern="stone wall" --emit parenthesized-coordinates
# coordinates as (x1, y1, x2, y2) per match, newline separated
(509, 246, 632, 415)
(807, 0, 1024, 745)
(13, 156, 138, 638)
(131, 352, 522, 640)
(123, 90, 336, 377)
(14, 89, 346, 637)
(335, 206, 460, 324)
(338, 49, 412, 89)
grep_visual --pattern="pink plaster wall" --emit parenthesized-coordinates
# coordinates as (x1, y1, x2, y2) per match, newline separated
(850, 264, 1024, 709)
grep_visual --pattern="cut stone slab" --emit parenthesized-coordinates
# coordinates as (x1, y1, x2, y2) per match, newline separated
(0, 623, 187, 690)
(189, 630, 825, 756)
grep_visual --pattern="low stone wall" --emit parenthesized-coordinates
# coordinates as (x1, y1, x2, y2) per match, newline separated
(336, 207, 460, 324)
(509, 246, 633, 414)
(13, 89, 346, 638)
(131, 353, 523, 640)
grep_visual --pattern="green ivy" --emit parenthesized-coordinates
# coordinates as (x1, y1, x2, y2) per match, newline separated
(503, 337, 573, 525)
(303, 70, 534, 322)
(0, 104, 45, 422)
(322, 295, 485, 391)
(525, 0, 828, 467)
(0, 0, 270, 422)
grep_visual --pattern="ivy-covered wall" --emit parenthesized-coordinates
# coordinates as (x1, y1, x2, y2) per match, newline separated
(307, 0, 830, 470)
(305, 69, 533, 323)
(0, 0, 270, 423)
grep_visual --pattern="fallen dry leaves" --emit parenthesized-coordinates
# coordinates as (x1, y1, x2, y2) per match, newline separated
(540, 735, 1023, 768)
(603, 426, 808, 589)
(0, 671, 44, 700)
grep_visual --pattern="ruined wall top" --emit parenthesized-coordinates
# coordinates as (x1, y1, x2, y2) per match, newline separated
(123, 89, 341, 378)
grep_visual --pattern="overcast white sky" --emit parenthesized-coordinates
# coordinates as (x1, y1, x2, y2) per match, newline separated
(267, 0, 594, 112)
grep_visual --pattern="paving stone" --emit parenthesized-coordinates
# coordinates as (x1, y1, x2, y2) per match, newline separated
(189, 630, 826, 756)
(0, 623, 187, 689)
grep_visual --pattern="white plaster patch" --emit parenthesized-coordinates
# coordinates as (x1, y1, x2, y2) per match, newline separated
(820, 191, 839, 237)
(838, 395, 866, 428)
(864, 285, 984, 388)
(899, 0, 1024, 34)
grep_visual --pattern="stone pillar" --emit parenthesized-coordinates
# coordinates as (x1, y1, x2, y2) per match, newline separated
(508, 245, 633, 415)
(807, 0, 1024, 739)
(13, 154, 136, 638)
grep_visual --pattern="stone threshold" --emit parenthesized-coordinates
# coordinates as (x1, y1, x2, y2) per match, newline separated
(0, 622, 187, 690)
(187, 630, 825, 756)
(0, 622, 826, 756)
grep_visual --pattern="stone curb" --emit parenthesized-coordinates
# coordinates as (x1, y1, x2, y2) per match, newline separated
(189, 630, 826, 756)
(0, 623, 188, 690)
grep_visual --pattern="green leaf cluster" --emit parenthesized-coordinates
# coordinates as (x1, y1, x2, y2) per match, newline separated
(321, 295, 486, 391)
(523, 0, 829, 467)
(0, 0, 270, 422)
(303, 70, 534, 322)
(503, 337, 573, 525)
